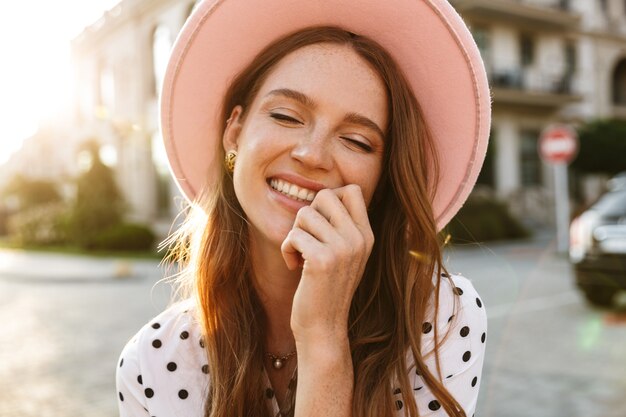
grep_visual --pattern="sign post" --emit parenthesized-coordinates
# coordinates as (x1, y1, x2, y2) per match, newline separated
(539, 124, 579, 254)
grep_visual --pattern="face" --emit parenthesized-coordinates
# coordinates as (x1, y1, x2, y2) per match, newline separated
(223, 43, 388, 249)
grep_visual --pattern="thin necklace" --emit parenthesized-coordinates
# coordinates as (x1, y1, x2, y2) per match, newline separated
(266, 350, 297, 370)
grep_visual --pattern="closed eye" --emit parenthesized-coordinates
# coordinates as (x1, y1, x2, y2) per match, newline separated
(341, 137, 373, 153)
(269, 112, 302, 124)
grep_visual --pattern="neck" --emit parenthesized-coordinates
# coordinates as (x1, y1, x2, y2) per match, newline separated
(249, 231, 300, 354)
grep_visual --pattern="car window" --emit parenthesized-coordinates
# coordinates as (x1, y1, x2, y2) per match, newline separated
(592, 190, 626, 216)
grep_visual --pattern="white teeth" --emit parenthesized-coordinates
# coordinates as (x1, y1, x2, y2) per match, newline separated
(270, 178, 317, 202)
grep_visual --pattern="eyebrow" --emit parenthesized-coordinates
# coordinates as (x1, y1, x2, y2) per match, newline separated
(267, 88, 316, 109)
(266, 88, 386, 140)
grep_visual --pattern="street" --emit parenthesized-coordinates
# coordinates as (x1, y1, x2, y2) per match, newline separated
(0, 235, 625, 417)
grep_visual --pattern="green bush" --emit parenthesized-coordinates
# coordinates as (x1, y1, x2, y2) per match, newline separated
(443, 195, 530, 243)
(571, 119, 626, 175)
(6, 202, 70, 246)
(90, 223, 156, 251)
(2, 175, 62, 209)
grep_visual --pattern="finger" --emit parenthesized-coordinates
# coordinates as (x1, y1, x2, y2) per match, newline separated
(293, 205, 339, 244)
(281, 227, 322, 270)
(330, 184, 372, 232)
(310, 188, 353, 229)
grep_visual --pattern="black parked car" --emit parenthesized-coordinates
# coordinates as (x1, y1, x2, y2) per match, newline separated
(569, 184, 626, 307)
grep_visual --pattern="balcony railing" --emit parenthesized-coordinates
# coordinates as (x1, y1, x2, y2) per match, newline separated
(488, 68, 582, 107)
(490, 68, 574, 94)
(451, 0, 580, 30)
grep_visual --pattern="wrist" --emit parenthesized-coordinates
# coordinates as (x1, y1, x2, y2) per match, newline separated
(296, 334, 351, 364)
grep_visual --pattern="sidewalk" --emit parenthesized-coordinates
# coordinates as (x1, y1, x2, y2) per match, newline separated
(0, 248, 163, 282)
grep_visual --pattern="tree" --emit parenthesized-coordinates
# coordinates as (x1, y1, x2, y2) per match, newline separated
(66, 140, 125, 248)
(571, 119, 626, 175)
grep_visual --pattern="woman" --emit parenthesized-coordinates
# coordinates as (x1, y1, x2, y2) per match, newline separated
(117, 1, 490, 416)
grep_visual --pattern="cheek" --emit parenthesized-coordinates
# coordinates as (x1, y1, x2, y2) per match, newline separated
(346, 160, 383, 205)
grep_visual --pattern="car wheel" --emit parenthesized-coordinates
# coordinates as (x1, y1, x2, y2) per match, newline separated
(581, 285, 617, 307)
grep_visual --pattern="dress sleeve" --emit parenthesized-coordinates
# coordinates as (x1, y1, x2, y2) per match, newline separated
(116, 333, 150, 417)
(404, 274, 487, 416)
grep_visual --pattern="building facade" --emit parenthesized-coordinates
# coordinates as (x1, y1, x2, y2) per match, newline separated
(4, 0, 626, 233)
(452, 0, 626, 224)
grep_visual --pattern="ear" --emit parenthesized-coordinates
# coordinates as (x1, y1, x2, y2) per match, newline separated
(222, 105, 244, 152)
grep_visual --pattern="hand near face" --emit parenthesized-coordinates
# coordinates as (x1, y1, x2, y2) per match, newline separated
(281, 184, 374, 345)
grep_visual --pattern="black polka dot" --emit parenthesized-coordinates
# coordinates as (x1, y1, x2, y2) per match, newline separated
(463, 351, 472, 362)
(446, 374, 453, 379)
(428, 400, 441, 411)
(481, 332, 486, 343)
(137, 375, 143, 385)
(151, 322, 160, 329)
(472, 376, 478, 387)
(396, 400, 403, 410)
(202, 364, 209, 374)
(178, 389, 188, 399)
(448, 315, 454, 323)
(476, 297, 483, 308)
(265, 388, 274, 398)
(152, 339, 162, 348)
(119, 392, 124, 401)
(414, 386, 423, 391)
(441, 272, 450, 277)
(453, 287, 464, 296)
(393, 387, 401, 395)
(460, 326, 470, 337)
(180, 331, 189, 340)
(199, 338, 205, 348)
(119, 358, 124, 367)
(422, 322, 432, 334)
(415, 368, 421, 376)
(145, 388, 154, 398)
(167, 362, 177, 372)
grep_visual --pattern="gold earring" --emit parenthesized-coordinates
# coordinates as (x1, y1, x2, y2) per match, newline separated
(225, 150, 238, 172)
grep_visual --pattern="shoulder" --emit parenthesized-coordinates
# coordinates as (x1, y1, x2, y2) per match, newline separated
(406, 273, 487, 416)
(423, 273, 486, 340)
(116, 298, 208, 417)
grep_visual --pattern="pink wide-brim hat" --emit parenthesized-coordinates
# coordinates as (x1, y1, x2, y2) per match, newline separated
(160, 0, 491, 231)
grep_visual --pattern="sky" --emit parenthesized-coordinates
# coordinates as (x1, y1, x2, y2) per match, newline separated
(0, 0, 121, 165)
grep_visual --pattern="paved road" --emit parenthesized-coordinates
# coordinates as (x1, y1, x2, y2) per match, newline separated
(0, 237, 624, 417)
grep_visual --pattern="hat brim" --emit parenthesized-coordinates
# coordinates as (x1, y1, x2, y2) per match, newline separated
(160, 0, 491, 231)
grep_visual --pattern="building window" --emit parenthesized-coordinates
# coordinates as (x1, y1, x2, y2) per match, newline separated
(472, 26, 492, 71)
(520, 130, 541, 186)
(612, 59, 626, 105)
(152, 25, 173, 96)
(600, 0, 608, 13)
(565, 42, 576, 74)
(99, 66, 115, 114)
(520, 34, 534, 67)
(557, 42, 577, 94)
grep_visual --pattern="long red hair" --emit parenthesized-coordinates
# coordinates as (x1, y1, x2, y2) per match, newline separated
(164, 26, 465, 417)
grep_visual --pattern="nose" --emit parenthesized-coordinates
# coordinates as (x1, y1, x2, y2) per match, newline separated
(290, 128, 334, 171)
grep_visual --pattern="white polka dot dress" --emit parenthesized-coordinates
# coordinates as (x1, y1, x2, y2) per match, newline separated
(116, 274, 487, 417)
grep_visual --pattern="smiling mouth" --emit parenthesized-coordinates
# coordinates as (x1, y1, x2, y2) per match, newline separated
(269, 178, 317, 202)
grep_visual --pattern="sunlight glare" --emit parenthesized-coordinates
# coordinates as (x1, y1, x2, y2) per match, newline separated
(0, 0, 121, 165)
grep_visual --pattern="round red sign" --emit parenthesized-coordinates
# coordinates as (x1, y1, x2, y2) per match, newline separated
(539, 124, 579, 164)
